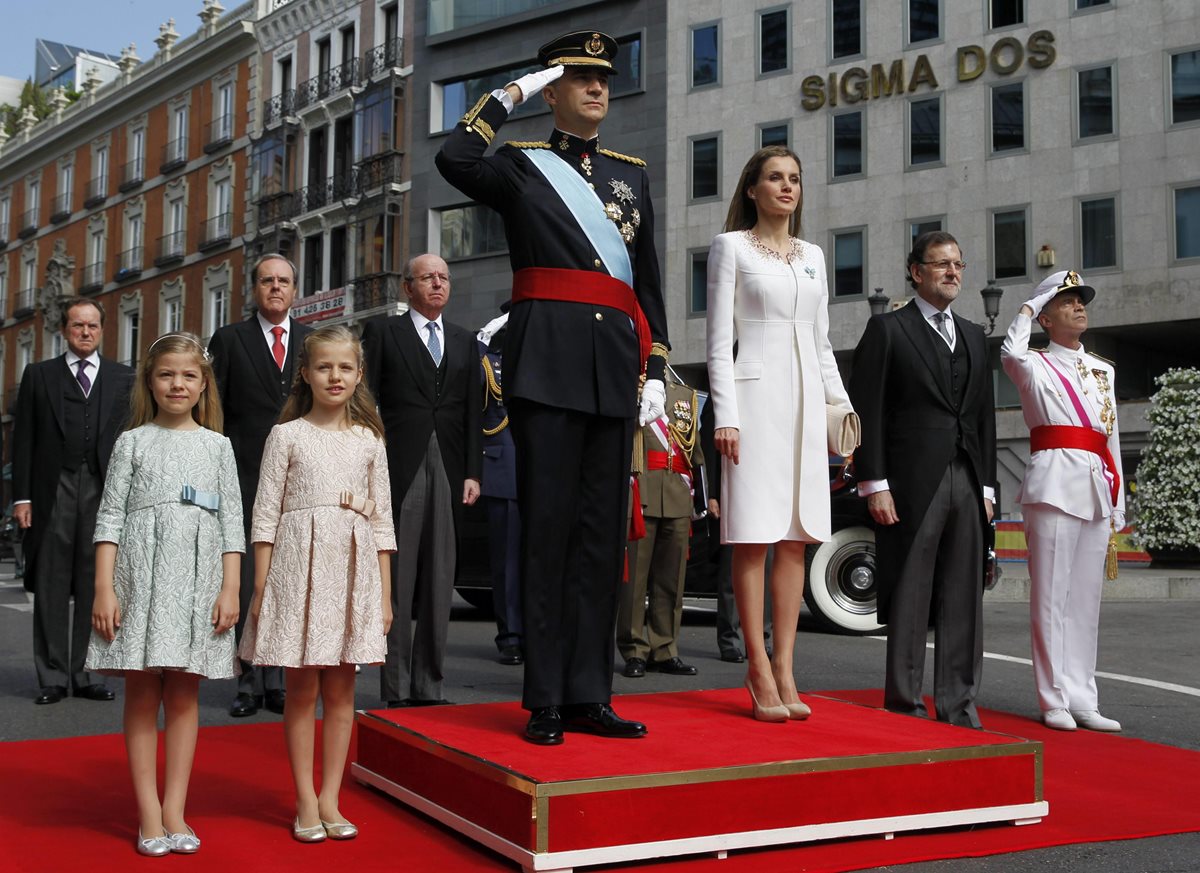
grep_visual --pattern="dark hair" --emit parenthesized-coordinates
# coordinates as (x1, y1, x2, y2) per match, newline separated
(906, 231, 961, 289)
(59, 297, 105, 329)
(279, 325, 385, 438)
(723, 146, 804, 238)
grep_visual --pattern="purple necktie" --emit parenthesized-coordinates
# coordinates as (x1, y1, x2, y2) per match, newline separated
(75, 359, 92, 395)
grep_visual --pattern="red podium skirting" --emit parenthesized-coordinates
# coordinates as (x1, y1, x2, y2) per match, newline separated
(352, 689, 1046, 872)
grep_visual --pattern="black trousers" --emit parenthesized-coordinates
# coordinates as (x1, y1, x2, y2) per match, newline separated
(486, 496, 522, 650)
(508, 399, 633, 711)
(33, 467, 99, 690)
(234, 498, 283, 696)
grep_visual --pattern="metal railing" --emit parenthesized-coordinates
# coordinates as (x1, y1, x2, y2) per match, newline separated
(85, 176, 108, 206)
(116, 246, 143, 279)
(263, 90, 296, 126)
(350, 271, 404, 312)
(254, 154, 404, 226)
(18, 208, 39, 237)
(256, 191, 297, 227)
(14, 287, 37, 317)
(357, 150, 404, 190)
(51, 192, 72, 222)
(156, 230, 186, 265)
(205, 115, 234, 152)
(200, 213, 233, 248)
(293, 59, 359, 112)
(294, 171, 358, 214)
(161, 137, 189, 173)
(363, 38, 404, 77)
(80, 261, 105, 291)
(120, 158, 145, 191)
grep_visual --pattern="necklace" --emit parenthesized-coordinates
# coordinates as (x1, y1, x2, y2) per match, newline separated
(745, 230, 803, 264)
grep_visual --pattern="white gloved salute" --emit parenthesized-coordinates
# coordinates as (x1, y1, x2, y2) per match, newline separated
(506, 66, 564, 106)
(1024, 285, 1063, 319)
(639, 379, 666, 426)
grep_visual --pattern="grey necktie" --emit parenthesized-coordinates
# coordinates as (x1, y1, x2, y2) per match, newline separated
(933, 312, 953, 348)
(75, 359, 92, 395)
(426, 322, 442, 366)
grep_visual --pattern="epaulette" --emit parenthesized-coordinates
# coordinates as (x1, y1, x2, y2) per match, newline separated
(599, 148, 646, 167)
(507, 140, 551, 149)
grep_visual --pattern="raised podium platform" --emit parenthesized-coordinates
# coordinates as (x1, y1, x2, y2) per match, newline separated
(351, 689, 1047, 872)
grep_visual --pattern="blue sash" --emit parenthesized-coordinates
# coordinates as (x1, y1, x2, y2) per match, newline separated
(522, 148, 633, 287)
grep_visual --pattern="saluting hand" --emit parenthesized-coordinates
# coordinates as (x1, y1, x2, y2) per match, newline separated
(506, 66, 564, 106)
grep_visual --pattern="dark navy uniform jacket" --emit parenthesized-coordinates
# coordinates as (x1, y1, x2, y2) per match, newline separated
(479, 339, 517, 501)
(435, 94, 668, 420)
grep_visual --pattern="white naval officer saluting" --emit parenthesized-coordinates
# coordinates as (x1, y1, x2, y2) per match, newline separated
(1001, 270, 1125, 733)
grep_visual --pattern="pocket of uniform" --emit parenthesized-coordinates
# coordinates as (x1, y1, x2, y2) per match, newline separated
(733, 361, 762, 380)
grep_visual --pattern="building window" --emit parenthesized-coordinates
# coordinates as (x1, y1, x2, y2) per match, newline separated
(167, 105, 189, 165)
(0, 268, 7, 319)
(1075, 0, 1110, 10)
(1175, 185, 1200, 261)
(691, 22, 719, 89)
(908, 96, 942, 166)
(689, 249, 709, 315)
(908, 0, 939, 44)
(1170, 49, 1200, 126)
(910, 216, 944, 247)
(125, 125, 146, 187)
(123, 214, 144, 273)
(123, 309, 141, 367)
(990, 0, 1023, 29)
(991, 207, 1028, 280)
(1077, 65, 1115, 139)
(831, 0, 862, 59)
(690, 134, 720, 201)
(439, 204, 507, 260)
(0, 195, 9, 240)
(214, 81, 234, 143)
(206, 283, 228, 339)
(831, 111, 864, 179)
(758, 7, 790, 77)
(85, 227, 106, 288)
(759, 122, 790, 148)
(1079, 196, 1118, 270)
(357, 86, 397, 157)
(162, 283, 184, 334)
(990, 81, 1025, 153)
(831, 228, 866, 298)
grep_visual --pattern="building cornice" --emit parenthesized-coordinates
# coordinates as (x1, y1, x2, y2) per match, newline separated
(256, 0, 361, 53)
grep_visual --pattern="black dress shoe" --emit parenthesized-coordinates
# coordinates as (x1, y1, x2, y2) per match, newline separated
(561, 703, 647, 738)
(35, 686, 67, 705)
(524, 706, 564, 745)
(74, 683, 116, 701)
(264, 689, 286, 714)
(720, 650, 746, 663)
(648, 657, 698, 676)
(622, 657, 646, 678)
(498, 645, 524, 666)
(229, 692, 261, 718)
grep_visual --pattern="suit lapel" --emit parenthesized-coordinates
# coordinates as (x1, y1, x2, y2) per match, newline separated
(393, 313, 437, 405)
(95, 357, 120, 430)
(49, 356, 70, 437)
(896, 300, 954, 408)
(956, 314, 983, 404)
(236, 317, 285, 400)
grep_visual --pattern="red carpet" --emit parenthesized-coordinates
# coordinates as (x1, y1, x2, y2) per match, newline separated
(3, 689, 1200, 873)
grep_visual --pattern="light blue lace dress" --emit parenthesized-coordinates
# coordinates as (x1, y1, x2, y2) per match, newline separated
(85, 424, 244, 678)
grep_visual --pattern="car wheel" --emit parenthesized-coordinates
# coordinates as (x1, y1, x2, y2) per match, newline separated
(803, 526, 884, 635)
(455, 587, 495, 616)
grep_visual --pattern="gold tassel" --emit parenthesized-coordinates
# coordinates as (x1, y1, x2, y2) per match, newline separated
(631, 427, 645, 475)
(1105, 525, 1119, 581)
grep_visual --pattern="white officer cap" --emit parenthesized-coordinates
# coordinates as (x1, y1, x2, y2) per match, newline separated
(1029, 269, 1096, 306)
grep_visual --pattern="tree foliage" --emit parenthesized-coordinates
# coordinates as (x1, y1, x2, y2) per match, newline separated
(1, 78, 82, 138)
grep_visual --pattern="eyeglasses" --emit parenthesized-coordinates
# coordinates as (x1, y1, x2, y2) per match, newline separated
(921, 260, 968, 272)
(413, 272, 451, 284)
(257, 275, 294, 287)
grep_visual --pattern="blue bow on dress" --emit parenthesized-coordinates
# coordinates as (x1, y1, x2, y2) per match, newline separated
(180, 485, 220, 511)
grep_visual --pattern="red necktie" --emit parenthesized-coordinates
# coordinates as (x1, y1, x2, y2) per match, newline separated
(271, 325, 286, 370)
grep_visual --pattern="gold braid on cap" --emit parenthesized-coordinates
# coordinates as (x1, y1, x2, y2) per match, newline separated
(1058, 270, 1083, 292)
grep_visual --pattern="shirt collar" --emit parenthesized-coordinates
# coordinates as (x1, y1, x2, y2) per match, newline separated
(1046, 339, 1086, 360)
(409, 309, 443, 335)
(64, 349, 101, 370)
(913, 295, 953, 323)
(549, 128, 600, 158)
(257, 311, 291, 336)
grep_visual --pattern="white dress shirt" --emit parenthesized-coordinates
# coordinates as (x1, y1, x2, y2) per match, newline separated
(64, 349, 102, 396)
(409, 310, 445, 363)
(257, 312, 293, 360)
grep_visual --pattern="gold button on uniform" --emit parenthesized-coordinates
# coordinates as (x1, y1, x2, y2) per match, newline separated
(595, 312, 604, 321)
(594, 259, 602, 268)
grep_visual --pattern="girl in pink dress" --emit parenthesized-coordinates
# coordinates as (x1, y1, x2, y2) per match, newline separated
(241, 325, 395, 842)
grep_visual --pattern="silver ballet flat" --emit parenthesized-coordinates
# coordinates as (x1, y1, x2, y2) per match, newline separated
(321, 819, 359, 840)
(136, 830, 173, 857)
(292, 818, 327, 843)
(167, 825, 201, 853)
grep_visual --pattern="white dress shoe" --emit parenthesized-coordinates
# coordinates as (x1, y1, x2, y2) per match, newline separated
(1070, 710, 1122, 732)
(1042, 709, 1077, 731)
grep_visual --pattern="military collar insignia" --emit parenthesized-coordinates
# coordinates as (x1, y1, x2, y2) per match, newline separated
(549, 129, 599, 157)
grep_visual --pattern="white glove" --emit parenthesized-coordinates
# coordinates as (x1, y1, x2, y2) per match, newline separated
(1111, 510, 1126, 531)
(639, 379, 666, 426)
(507, 66, 564, 105)
(1025, 286, 1060, 318)
(476, 312, 509, 346)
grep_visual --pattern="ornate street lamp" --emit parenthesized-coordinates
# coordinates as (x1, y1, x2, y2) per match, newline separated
(867, 287, 890, 317)
(980, 278, 1004, 336)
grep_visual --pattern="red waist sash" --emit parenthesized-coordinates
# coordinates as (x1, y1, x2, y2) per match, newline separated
(1029, 424, 1120, 506)
(647, 449, 691, 475)
(511, 267, 651, 366)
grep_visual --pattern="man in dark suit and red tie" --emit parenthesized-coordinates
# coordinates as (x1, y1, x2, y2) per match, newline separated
(849, 231, 997, 729)
(208, 253, 312, 717)
(13, 296, 134, 705)
(362, 253, 482, 708)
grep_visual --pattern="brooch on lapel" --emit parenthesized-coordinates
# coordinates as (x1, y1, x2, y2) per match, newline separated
(804, 266, 816, 278)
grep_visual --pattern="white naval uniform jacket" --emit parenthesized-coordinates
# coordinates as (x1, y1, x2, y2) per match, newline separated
(1000, 312, 1125, 522)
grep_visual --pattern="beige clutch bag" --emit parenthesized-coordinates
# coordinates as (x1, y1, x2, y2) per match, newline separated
(826, 406, 861, 457)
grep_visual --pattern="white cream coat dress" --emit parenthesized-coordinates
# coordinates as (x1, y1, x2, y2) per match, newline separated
(706, 230, 854, 543)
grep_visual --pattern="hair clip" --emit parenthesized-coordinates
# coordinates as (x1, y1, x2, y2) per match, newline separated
(148, 332, 211, 362)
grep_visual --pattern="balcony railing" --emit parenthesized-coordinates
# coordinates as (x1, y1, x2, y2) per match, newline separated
(115, 246, 143, 281)
(293, 59, 359, 112)
(14, 287, 37, 318)
(51, 192, 72, 223)
(363, 38, 404, 78)
(204, 115, 234, 153)
(155, 230, 186, 266)
(80, 261, 105, 292)
(350, 271, 404, 312)
(120, 158, 145, 191)
(357, 150, 404, 191)
(199, 213, 233, 250)
(256, 190, 297, 227)
(294, 171, 358, 214)
(263, 90, 296, 126)
(85, 176, 108, 207)
(161, 138, 188, 174)
(18, 208, 39, 238)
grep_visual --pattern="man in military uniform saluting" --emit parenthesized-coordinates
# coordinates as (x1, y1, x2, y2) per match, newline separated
(437, 30, 669, 745)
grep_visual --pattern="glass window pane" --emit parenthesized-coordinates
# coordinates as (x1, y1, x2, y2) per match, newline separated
(909, 0, 939, 43)
(692, 137, 719, 200)
(1078, 67, 1114, 138)
(690, 252, 708, 313)
(991, 82, 1024, 152)
(612, 36, 642, 95)
(760, 124, 789, 147)
(990, 0, 1023, 28)
(993, 210, 1027, 279)
(440, 204, 507, 260)
(692, 25, 718, 87)
(832, 112, 863, 177)
(1171, 50, 1200, 125)
(429, 0, 564, 36)
(1080, 198, 1117, 269)
(1174, 186, 1200, 259)
(1076, 0, 1109, 9)
(910, 218, 942, 246)
(760, 10, 788, 74)
(832, 0, 861, 59)
(910, 98, 941, 165)
(833, 231, 864, 297)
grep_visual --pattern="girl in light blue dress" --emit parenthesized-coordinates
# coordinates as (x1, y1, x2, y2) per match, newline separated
(87, 332, 243, 857)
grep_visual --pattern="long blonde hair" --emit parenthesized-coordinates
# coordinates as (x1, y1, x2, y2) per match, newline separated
(127, 332, 223, 432)
(278, 325, 385, 438)
(723, 145, 804, 238)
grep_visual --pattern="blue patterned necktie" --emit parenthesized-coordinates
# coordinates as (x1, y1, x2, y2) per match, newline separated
(426, 322, 442, 366)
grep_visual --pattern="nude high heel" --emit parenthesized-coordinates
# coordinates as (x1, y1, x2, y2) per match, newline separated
(744, 676, 789, 723)
(784, 699, 812, 720)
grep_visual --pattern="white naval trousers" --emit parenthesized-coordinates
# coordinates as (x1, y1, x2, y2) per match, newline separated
(1023, 502, 1110, 713)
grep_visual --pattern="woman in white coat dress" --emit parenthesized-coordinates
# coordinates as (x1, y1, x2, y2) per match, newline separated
(707, 146, 854, 722)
